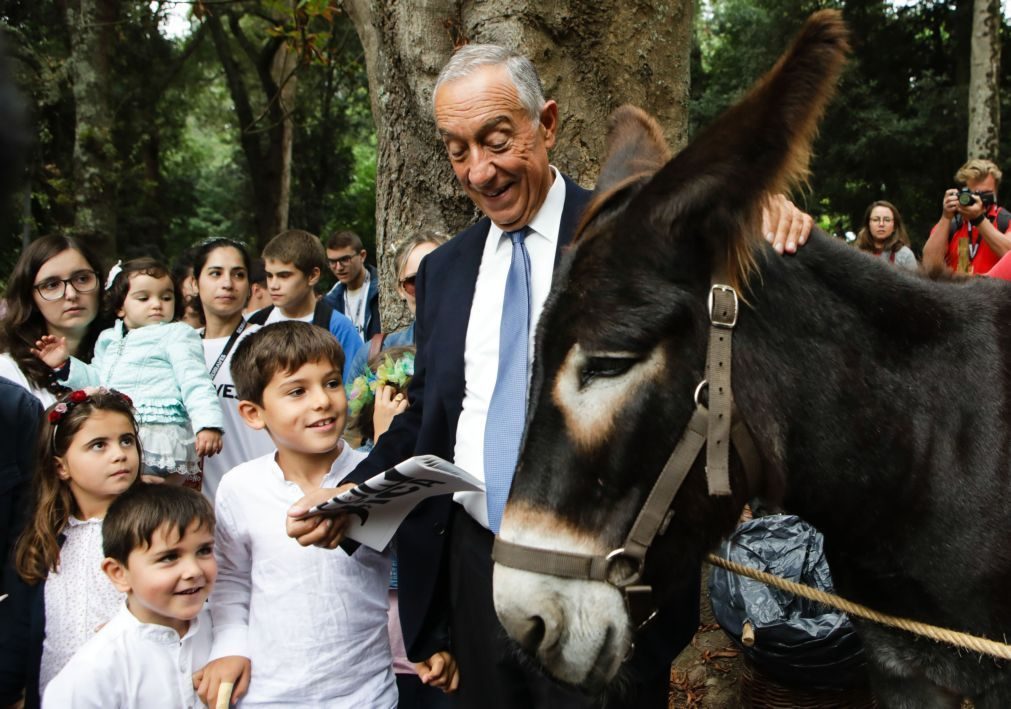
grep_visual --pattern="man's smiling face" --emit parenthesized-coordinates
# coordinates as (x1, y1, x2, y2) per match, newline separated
(434, 64, 557, 231)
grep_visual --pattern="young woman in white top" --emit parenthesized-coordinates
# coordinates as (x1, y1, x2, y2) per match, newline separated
(192, 238, 274, 501)
(0, 235, 106, 407)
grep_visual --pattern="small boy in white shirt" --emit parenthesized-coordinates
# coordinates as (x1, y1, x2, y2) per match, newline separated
(42, 485, 218, 709)
(201, 321, 398, 707)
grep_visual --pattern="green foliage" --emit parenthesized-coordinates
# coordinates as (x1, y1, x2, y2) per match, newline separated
(692, 0, 1000, 249)
(2, 0, 375, 271)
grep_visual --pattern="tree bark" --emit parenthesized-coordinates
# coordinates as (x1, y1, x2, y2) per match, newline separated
(66, 0, 119, 262)
(343, 0, 693, 332)
(967, 0, 1001, 159)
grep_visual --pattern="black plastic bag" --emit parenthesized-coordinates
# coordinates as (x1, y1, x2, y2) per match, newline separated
(708, 514, 868, 689)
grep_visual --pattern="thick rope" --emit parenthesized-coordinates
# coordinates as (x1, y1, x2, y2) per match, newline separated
(706, 553, 1011, 662)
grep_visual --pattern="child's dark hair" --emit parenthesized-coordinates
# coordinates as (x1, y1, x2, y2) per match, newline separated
(249, 258, 267, 287)
(103, 483, 215, 564)
(106, 257, 180, 320)
(230, 321, 346, 406)
(14, 389, 140, 585)
(262, 229, 328, 277)
(349, 345, 415, 444)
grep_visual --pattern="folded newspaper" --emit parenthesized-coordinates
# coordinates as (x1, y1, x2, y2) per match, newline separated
(303, 455, 484, 552)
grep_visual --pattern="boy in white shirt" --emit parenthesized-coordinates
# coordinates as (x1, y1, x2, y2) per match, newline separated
(43, 485, 218, 709)
(201, 321, 398, 707)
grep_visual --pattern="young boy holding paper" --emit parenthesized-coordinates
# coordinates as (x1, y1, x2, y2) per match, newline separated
(201, 321, 438, 706)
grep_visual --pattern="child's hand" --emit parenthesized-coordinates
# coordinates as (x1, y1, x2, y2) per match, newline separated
(193, 655, 250, 708)
(196, 429, 223, 457)
(286, 484, 355, 549)
(373, 384, 408, 442)
(415, 651, 459, 693)
(29, 334, 70, 369)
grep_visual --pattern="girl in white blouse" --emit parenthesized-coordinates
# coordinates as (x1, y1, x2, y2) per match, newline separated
(0, 388, 141, 708)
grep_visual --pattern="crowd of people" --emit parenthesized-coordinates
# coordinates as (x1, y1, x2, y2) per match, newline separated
(1, 37, 1011, 709)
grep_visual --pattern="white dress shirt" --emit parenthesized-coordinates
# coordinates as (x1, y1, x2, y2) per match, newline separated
(453, 167, 567, 528)
(42, 605, 212, 709)
(211, 447, 397, 707)
(39, 517, 125, 693)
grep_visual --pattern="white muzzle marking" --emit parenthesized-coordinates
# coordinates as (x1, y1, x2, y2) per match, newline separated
(493, 505, 632, 688)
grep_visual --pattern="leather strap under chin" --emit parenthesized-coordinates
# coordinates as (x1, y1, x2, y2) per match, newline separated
(491, 275, 761, 629)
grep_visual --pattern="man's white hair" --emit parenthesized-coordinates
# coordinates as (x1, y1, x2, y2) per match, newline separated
(433, 44, 546, 121)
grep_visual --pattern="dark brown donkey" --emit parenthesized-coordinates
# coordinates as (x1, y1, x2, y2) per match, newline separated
(491, 10, 1011, 708)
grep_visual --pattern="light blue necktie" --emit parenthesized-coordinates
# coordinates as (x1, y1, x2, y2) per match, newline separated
(484, 228, 531, 533)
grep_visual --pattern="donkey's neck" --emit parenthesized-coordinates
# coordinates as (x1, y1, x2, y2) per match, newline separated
(730, 231, 1010, 541)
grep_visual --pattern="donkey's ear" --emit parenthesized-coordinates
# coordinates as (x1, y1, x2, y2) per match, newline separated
(596, 105, 672, 196)
(574, 106, 672, 242)
(639, 10, 850, 239)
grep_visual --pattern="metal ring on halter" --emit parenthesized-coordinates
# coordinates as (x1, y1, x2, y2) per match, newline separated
(604, 548, 645, 588)
(693, 379, 708, 407)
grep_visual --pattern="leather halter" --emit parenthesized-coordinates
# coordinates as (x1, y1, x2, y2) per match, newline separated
(492, 278, 762, 629)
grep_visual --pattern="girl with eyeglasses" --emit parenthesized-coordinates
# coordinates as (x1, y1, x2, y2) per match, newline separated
(855, 200, 918, 271)
(0, 235, 106, 407)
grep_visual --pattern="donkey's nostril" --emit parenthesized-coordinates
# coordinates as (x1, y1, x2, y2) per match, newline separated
(516, 615, 547, 655)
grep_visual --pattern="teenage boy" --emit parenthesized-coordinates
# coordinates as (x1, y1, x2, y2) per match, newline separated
(42, 485, 218, 709)
(247, 229, 363, 382)
(323, 230, 381, 340)
(202, 322, 449, 707)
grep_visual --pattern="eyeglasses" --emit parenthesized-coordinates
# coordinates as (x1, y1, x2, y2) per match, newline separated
(327, 254, 358, 267)
(870, 217, 894, 224)
(399, 274, 418, 296)
(34, 270, 100, 301)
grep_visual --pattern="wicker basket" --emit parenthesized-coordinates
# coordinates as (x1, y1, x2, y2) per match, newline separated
(739, 659, 877, 708)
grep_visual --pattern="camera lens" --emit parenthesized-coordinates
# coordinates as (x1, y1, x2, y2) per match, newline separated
(958, 190, 974, 207)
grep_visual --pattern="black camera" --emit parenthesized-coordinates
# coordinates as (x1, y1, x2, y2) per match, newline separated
(957, 188, 997, 208)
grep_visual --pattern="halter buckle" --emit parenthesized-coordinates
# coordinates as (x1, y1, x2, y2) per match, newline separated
(604, 548, 645, 588)
(709, 284, 739, 328)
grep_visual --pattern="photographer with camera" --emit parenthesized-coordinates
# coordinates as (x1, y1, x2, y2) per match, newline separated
(924, 158, 1011, 274)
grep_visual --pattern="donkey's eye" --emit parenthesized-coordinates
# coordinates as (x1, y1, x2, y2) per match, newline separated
(579, 356, 637, 388)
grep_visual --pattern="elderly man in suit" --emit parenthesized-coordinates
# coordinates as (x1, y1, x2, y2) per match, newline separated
(287, 44, 810, 708)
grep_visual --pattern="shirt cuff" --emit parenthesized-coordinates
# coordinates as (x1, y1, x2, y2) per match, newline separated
(209, 624, 250, 661)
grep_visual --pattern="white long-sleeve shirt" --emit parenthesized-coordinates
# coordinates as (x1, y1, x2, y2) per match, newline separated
(42, 606, 212, 709)
(210, 447, 397, 707)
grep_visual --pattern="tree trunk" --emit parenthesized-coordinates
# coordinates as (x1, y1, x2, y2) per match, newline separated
(343, 0, 693, 332)
(967, 0, 1000, 159)
(273, 43, 298, 235)
(204, 10, 291, 251)
(66, 0, 119, 262)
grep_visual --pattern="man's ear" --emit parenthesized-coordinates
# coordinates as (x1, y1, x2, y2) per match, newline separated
(237, 400, 267, 431)
(538, 100, 559, 150)
(102, 557, 132, 593)
(307, 267, 321, 287)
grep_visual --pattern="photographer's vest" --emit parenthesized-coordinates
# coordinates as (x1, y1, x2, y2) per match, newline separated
(946, 205, 1011, 274)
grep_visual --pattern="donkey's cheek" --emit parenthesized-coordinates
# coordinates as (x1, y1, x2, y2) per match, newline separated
(552, 345, 666, 453)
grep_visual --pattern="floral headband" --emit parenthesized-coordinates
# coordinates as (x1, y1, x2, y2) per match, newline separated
(49, 387, 133, 430)
(348, 352, 415, 418)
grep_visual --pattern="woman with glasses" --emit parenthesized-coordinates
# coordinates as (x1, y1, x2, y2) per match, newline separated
(0, 235, 105, 406)
(855, 200, 918, 271)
